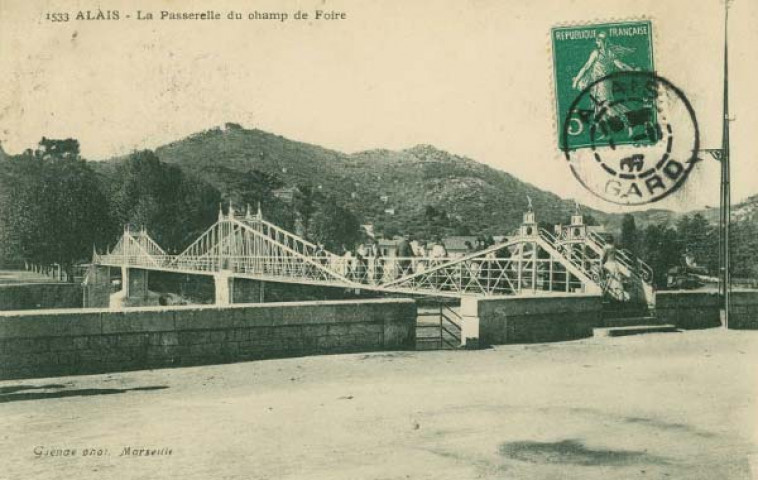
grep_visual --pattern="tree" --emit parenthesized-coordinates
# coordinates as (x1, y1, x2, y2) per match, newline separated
(293, 184, 317, 238)
(731, 221, 758, 279)
(452, 223, 472, 236)
(0, 138, 115, 271)
(37, 137, 81, 159)
(639, 223, 682, 288)
(0, 152, 44, 264)
(310, 197, 361, 251)
(676, 214, 717, 274)
(109, 150, 221, 252)
(382, 225, 400, 239)
(583, 214, 599, 226)
(620, 213, 639, 256)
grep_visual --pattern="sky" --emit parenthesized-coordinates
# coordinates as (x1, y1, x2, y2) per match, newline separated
(1, 0, 756, 214)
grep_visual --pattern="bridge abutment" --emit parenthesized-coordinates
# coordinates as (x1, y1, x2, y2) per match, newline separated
(214, 271, 232, 305)
(460, 294, 603, 346)
(459, 298, 481, 349)
(214, 271, 264, 305)
(231, 277, 265, 304)
(83, 265, 111, 308)
(111, 267, 150, 308)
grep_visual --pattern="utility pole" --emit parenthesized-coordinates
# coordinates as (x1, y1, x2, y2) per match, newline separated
(702, 0, 732, 328)
(720, 0, 732, 329)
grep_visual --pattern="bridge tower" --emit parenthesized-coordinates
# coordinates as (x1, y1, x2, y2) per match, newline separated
(567, 204, 587, 241)
(519, 204, 539, 238)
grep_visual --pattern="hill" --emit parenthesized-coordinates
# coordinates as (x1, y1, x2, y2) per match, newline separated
(113, 124, 612, 237)
(100, 123, 755, 239)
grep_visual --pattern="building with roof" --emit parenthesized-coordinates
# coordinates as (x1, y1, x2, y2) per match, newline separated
(441, 236, 479, 257)
(272, 186, 299, 203)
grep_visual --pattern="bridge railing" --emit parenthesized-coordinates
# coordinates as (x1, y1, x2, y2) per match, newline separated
(379, 254, 586, 295)
(587, 230, 653, 283)
(540, 229, 599, 275)
(93, 212, 602, 297)
(100, 252, 588, 296)
(95, 253, 174, 268)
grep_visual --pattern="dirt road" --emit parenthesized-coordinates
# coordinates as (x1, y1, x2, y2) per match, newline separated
(2, 329, 756, 479)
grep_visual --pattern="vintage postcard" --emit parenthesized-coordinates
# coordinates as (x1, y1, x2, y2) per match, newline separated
(0, 0, 756, 479)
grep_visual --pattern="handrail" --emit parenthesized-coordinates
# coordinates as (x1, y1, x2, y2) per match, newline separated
(416, 303, 462, 350)
(539, 228, 558, 244)
(587, 231, 653, 284)
(540, 228, 590, 274)
(440, 326, 461, 348)
(442, 303, 463, 323)
(587, 230, 607, 247)
(441, 315, 462, 333)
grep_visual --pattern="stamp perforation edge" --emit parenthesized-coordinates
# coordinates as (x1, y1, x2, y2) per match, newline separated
(546, 15, 658, 169)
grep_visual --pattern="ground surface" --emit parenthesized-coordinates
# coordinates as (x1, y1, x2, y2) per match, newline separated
(1, 329, 757, 480)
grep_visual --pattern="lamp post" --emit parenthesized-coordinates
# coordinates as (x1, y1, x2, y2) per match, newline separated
(700, 0, 732, 328)
(720, 0, 732, 329)
(703, 0, 733, 328)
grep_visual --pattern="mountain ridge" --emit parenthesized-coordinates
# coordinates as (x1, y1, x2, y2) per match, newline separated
(97, 123, 735, 236)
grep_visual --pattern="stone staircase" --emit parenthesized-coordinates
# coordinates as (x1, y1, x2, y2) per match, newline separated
(593, 316, 679, 337)
(415, 303, 462, 350)
(594, 301, 678, 338)
(415, 325, 459, 350)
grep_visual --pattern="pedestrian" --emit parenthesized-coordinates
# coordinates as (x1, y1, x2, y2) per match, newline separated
(315, 243, 329, 266)
(430, 236, 448, 260)
(370, 243, 384, 284)
(396, 234, 415, 276)
(340, 244, 353, 279)
(428, 236, 449, 289)
(601, 235, 626, 298)
(354, 244, 368, 282)
(414, 240, 428, 274)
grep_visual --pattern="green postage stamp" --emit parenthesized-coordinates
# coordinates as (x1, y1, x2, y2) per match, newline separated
(552, 20, 655, 149)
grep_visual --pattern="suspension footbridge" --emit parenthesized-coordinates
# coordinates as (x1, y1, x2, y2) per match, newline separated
(91, 204, 653, 305)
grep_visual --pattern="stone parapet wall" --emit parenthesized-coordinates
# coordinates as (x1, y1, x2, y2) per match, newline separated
(730, 290, 758, 329)
(0, 299, 416, 380)
(461, 294, 603, 345)
(0, 283, 82, 311)
(655, 291, 721, 329)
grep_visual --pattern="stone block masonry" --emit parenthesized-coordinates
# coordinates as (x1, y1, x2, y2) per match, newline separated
(729, 290, 758, 329)
(0, 283, 83, 311)
(655, 291, 722, 329)
(461, 294, 603, 345)
(0, 299, 416, 380)
(655, 289, 758, 330)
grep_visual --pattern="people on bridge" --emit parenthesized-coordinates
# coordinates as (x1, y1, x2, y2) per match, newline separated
(414, 240, 428, 274)
(354, 244, 368, 282)
(310, 243, 328, 278)
(601, 235, 625, 298)
(314, 243, 328, 264)
(429, 236, 448, 261)
(601, 235, 617, 271)
(369, 243, 384, 284)
(397, 234, 415, 277)
(413, 240, 427, 257)
(340, 245, 353, 279)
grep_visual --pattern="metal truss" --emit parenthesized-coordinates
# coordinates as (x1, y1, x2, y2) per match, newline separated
(377, 234, 599, 297)
(553, 226, 655, 304)
(94, 208, 619, 298)
(94, 227, 170, 269)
